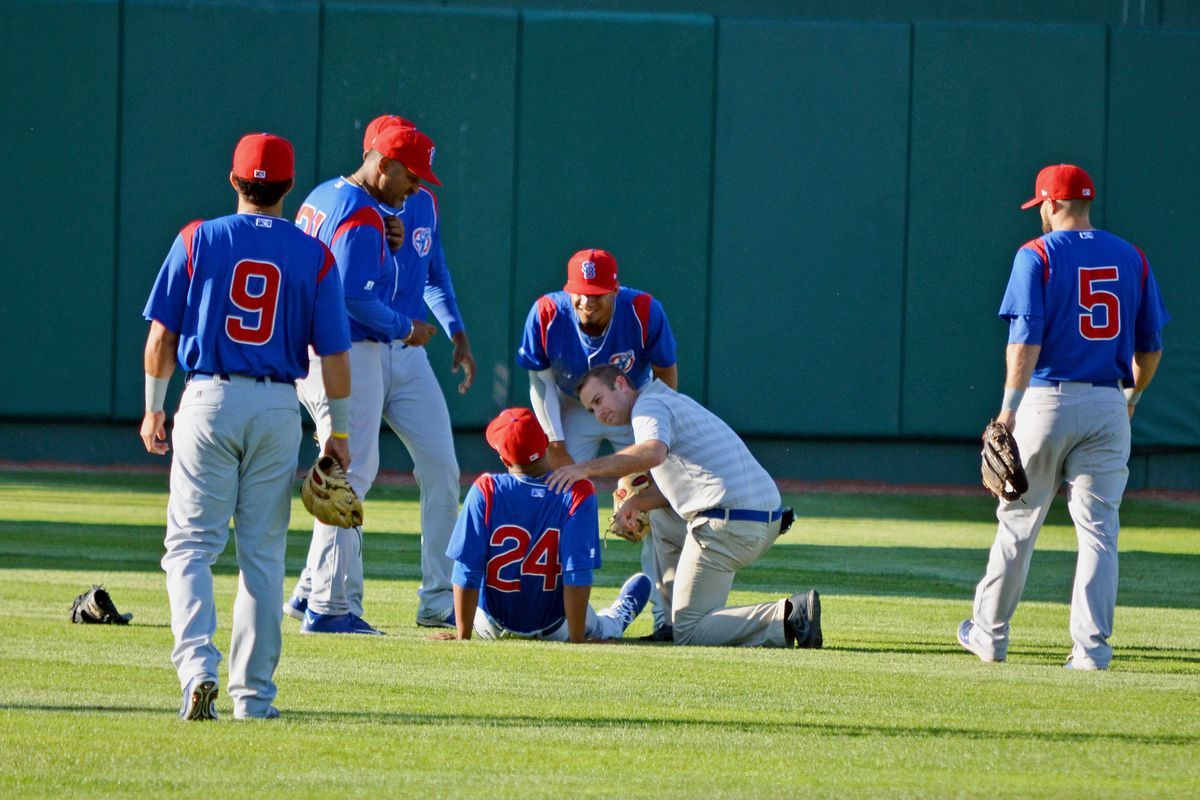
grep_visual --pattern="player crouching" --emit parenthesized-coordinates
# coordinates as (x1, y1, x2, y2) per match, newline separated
(431, 408, 650, 643)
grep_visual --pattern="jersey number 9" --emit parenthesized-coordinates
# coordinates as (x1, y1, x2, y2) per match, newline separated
(226, 259, 281, 345)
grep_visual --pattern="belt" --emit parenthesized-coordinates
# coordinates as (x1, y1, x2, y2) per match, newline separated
(187, 372, 276, 384)
(1029, 378, 1120, 389)
(697, 506, 785, 524)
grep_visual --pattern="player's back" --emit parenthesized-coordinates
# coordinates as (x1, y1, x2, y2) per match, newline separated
(1035, 229, 1148, 383)
(176, 213, 335, 381)
(295, 177, 386, 248)
(474, 472, 599, 634)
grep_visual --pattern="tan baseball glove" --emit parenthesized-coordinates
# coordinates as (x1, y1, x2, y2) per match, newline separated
(301, 455, 364, 528)
(981, 420, 1029, 502)
(609, 472, 652, 543)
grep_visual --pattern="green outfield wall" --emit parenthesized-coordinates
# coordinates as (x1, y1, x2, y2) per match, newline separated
(1, 0, 1197, 486)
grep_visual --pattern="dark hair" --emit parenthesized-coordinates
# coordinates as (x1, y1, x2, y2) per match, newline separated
(232, 176, 293, 207)
(576, 364, 625, 396)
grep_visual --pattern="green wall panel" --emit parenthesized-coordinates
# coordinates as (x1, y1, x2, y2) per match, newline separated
(513, 12, 715, 405)
(903, 22, 1107, 437)
(114, 0, 320, 419)
(1107, 29, 1200, 447)
(319, 4, 519, 428)
(709, 19, 910, 435)
(0, 0, 118, 418)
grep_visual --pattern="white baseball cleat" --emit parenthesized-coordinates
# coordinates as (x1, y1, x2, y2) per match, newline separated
(957, 619, 1004, 663)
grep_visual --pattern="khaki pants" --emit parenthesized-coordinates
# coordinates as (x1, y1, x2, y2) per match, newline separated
(672, 516, 787, 647)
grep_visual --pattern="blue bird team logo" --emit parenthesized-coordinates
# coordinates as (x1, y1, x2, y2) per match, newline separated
(582, 260, 596, 279)
(412, 226, 433, 257)
(609, 350, 635, 372)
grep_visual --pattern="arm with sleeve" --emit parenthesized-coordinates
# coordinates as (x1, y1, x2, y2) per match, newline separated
(1000, 247, 1046, 345)
(447, 483, 489, 590)
(310, 245, 352, 356)
(560, 490, 600, 587)
(422, 235, 465, 338)
(142, 225, 197, 334)
(333, 224, 412, 342)
(645, 297, 679, 368)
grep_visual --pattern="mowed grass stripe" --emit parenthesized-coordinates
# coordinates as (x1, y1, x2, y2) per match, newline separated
(0, 470, 1197, 798)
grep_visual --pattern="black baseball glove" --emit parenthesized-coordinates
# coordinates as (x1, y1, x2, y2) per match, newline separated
(70, 585, 133, 625)
(981, 420, 1029, 502)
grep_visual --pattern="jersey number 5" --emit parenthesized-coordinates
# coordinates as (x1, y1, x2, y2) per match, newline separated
(226, 260, 281, 345)
(486, 526, 561, 593)
(1078, 267, 1120, 341)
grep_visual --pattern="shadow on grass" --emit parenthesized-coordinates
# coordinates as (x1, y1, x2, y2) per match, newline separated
(4, 520, 1200, 608)
(2, 703, 1197, 744)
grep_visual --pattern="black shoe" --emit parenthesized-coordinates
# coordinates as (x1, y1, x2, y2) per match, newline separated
(638, 624, 673, 642)
(785, 590, 822, 649)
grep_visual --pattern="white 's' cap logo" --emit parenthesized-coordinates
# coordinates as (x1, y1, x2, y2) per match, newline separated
(582, 260, 596, 279)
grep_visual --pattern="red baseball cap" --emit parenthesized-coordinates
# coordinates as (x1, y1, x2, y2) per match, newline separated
(1020, 164, 1095, 209)
(485, 408, 549, 466)
(232, 133, 294, 182)
(363, 114, 413, 153)
(364, 117, 441, 186)
(563, 248, 619, 295)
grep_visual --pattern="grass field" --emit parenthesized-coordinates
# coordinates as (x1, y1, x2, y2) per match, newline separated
(1, 468, 1198, 799)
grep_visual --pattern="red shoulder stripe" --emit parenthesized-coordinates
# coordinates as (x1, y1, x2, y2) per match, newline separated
(477, 474, 496, 527)
(568, 480, 595, 516)
(536, 295, 558, 354)
(331, 206, 387, 263)
(1134, 244, 1149, 290)
(180, 219, 203, 280)
(631, 292, 653, 348)
(1022, 237, 1049, 285)
(317, 243, 337, 283)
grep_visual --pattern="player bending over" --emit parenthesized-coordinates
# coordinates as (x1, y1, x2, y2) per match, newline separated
(432, 408, 651, 643)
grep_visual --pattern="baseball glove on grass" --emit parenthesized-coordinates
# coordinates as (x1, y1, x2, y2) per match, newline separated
(70, 585, 132, 624)
(301, 455, 363, 528)
(981, 420, 1029, 502)
(609, 472, 652, 543)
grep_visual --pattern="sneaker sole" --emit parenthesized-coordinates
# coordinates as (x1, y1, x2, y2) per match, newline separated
(957, 620, 1004, 663)
(415, 617, 455, 629)
(282, 603, 306, 621)
(183, 680, 218, 721)
(805, 590, 822, 649)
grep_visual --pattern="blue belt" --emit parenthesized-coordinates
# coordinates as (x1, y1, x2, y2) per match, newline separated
(1029, 377, 1120, 389)
(697, 506, 784, 524)
(187, 372, 276, 384)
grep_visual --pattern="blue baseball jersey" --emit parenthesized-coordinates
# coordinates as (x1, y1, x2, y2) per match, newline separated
(382, 186, 466, 336)
(447, 473, 601, 635)
(1001, 230, 1170, 385)
(143, 213, 350, 382)
(296, 178, 397, 343)
(516, 287, 677, 398)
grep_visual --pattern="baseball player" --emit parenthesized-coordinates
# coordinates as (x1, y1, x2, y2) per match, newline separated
(548, 365, 822, 649)
(283, 116, 440, 635)
(431, 408, 651, 642)
(140, 133, 352, 720)
(958, 164, 1169, 670)
(516, 248, 683, 640)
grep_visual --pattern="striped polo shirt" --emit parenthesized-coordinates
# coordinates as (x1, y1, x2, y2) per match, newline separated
(631, 380, 780, 520)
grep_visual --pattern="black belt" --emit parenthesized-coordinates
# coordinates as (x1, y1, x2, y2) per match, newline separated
(697, 506, 785, 524)
(1029, 378, 1120, 389)
(187, 372, 276, 384)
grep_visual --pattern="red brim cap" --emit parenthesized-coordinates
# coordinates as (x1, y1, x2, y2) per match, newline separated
(1021, 164, 1095, 210)
(232, 133, 294, 182)
(563, 248, 618, 295)
(485, 408, 549, 465)
(369, 120, 442, 186)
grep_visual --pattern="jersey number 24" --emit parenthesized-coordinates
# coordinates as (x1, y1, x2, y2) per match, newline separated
(486, 526, 561, 593)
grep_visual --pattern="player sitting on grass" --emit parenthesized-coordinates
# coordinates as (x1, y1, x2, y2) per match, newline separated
(429, 408, 651, 643)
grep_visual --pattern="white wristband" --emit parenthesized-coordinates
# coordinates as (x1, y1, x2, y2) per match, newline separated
(145, 374, 169, 413)
(328, 396, 351, 436)
(1001, 387, 1026, 413)
(1124, 388, 1143, 407)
